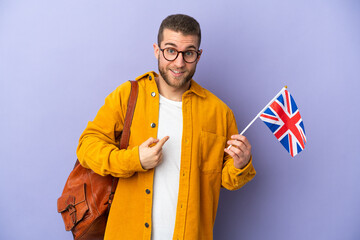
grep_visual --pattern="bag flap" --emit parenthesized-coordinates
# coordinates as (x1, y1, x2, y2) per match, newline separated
(57, 183, 89, 231)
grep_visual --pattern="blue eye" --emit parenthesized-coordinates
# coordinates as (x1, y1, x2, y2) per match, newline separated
(166, 48, 177, 55)
(185, 51, 194, 56)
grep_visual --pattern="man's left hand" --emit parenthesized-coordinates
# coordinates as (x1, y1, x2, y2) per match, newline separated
(224, 135, 252, 169)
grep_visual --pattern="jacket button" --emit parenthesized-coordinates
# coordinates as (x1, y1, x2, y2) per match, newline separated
(145, 222, 149, 228)
(151, 92, 156, 97)
(150, 123, 156, 128)
(145, 189, 151, 194)
(149, 76, 152, 80)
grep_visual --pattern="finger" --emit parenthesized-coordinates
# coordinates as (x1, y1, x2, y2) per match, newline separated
(154, 136, 170, 150)
(229, 145, 243, 158)
(231, 135, 251, 148)
(141, 137, 159, 147)
(224, 147, 238, 159)
(227, 140, 247, 153)
(229, 136, 251, 150)
(233, 145, 244, 155)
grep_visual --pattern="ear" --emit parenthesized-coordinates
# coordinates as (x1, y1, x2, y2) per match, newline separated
(197, 49, 203, 62)
(153, 43, 160, 60)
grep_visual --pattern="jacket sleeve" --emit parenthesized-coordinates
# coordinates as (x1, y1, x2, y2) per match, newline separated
(221, 109, 256, 190)
(76, 81, 146, 178)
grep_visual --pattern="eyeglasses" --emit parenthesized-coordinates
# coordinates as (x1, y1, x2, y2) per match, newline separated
(159, 47, 201, 63)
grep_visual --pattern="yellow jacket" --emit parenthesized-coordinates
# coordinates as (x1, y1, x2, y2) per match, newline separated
(77, 71, 256, 240)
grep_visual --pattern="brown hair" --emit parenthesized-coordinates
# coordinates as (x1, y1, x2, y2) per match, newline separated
(158, 14, 201, 48)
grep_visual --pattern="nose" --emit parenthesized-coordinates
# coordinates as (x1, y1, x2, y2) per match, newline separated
(173, 52, 186, 68)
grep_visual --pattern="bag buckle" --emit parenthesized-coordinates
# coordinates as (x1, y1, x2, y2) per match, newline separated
(66, 203, 77, 224)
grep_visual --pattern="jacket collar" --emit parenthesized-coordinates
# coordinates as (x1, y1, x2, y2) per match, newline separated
(188, 80, 206, 98)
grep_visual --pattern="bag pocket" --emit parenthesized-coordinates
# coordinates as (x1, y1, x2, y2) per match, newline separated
(200, 131, 226, 173)
(57, 183, 89, 231)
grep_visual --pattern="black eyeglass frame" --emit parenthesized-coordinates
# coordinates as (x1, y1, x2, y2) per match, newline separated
(159, 47, 202, 63)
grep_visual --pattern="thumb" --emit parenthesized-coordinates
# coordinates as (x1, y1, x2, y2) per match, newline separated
(141, 137, 159, 147)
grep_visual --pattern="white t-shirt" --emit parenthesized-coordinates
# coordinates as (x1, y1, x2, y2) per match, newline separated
(152, 95, 183, 240)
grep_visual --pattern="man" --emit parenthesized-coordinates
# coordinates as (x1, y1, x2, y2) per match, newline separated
(77, 14, 256, 240)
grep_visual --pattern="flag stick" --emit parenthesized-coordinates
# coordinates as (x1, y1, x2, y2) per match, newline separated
(227, 86, 287, 150)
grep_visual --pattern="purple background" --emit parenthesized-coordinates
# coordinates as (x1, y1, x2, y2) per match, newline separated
(1, 1, 359, 239)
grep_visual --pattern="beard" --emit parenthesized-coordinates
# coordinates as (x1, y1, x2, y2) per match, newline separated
(158, 58, 196, 89)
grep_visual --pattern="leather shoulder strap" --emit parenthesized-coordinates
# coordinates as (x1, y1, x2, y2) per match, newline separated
(109, 81, 138, 199)
(119, 80, 139, 150)
(75, 81, 139, 170)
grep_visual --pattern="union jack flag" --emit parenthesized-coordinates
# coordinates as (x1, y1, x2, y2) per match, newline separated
(259, 89, 306, 157)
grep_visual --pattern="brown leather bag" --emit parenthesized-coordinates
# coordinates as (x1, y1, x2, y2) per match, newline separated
(57, 81, 139, 240)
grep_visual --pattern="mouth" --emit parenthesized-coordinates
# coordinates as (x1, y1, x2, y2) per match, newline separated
(170, 69, 185, 77)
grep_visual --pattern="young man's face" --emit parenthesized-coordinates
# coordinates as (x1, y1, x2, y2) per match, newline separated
(154, 28, 201, 89)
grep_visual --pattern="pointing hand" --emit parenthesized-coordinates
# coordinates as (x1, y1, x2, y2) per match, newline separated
(139, 136, 170, 170)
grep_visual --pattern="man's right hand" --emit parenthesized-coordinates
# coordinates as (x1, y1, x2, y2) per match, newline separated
(139, 136, 169, 170)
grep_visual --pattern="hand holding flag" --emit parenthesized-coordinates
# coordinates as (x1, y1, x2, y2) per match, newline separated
(224, 135, 252, 169)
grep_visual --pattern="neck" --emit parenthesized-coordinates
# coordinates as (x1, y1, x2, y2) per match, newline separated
(155, 77, 190, 102)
